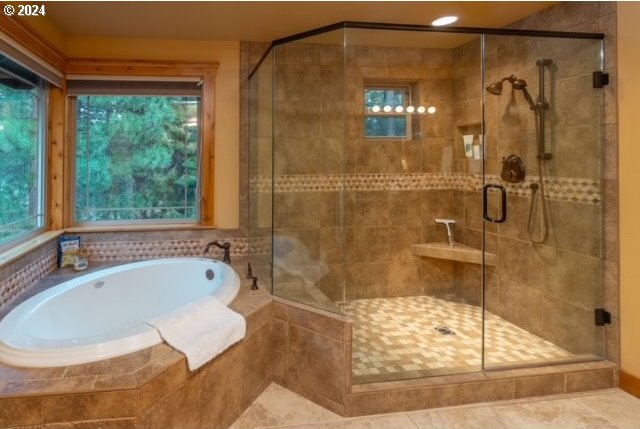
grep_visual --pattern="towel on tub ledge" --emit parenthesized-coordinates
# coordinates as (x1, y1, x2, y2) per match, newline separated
(146, 296, 246, 371)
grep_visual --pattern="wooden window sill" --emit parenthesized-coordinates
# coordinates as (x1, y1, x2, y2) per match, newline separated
(0, 230, 65, 268)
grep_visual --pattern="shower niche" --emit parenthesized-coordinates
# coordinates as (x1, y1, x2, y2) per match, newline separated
(249, 23, 606, 385)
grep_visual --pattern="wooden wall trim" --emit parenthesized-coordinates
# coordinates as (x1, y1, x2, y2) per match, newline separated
(200, 73, 215, 224)
(66, 58, 219, 78)
(48, 85, 66, 230)
(621, 370, 640, 398)
(0, 8, 65, 71)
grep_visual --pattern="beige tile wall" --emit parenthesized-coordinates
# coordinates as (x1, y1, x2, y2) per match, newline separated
(247, 0, 618, 361)
(267, 41, 465, 303)
(272, 298, 352, 415)
(458, 2, 616, 359)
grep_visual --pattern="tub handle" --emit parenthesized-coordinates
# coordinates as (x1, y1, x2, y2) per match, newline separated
(246, 263, 253, 279)
(204, 241, 232, 264)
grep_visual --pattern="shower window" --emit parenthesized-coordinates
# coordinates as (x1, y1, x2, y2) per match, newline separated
(364, 86, 410, 139)
(70, 89, 201, 223)
(0, 55, 47, 248)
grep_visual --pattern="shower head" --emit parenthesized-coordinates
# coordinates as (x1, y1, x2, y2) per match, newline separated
(486, 80, 503, 95)
(485, 75, 536, 109)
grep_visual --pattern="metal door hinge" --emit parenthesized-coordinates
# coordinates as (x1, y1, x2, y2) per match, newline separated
(595, 308, 611, 326)
(593, 71, 610, 88)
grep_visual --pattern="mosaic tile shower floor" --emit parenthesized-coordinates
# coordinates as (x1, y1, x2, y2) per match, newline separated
(339, 295, 574, 384)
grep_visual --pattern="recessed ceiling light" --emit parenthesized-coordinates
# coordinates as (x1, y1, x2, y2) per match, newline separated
(431, 16, 458, 26)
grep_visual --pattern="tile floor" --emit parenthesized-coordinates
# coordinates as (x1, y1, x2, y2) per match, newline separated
(340, 296, 575, 384)
(231, 383, 640, 429)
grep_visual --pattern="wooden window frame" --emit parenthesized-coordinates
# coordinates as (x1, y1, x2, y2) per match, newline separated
(61, 59, 219, 228)
(0, 76, 48, 252)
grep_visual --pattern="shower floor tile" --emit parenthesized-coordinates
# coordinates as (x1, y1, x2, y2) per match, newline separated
(339, 295, 574, 384)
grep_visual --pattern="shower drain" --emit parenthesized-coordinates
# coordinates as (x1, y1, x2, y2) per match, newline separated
(435, 326, 456, 336)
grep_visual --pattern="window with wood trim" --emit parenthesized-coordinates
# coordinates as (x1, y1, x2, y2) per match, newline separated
(0, 54, 47, 247)
(69, 84, 201, 222)
(64, 59, 217, 226)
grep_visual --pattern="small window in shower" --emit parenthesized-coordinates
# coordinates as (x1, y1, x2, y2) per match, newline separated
(364, 86, 411, 139)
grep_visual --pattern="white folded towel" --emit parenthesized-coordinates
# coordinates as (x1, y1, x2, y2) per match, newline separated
(146, 296, 246, 371)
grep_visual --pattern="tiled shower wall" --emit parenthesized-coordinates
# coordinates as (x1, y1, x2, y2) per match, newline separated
(269, 42, 466, 303)
(247, 1, 619, 362)
(456, 1, 618, 359)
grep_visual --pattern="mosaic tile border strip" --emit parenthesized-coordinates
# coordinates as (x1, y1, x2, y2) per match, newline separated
(250, 173, 601, 204)
(80, 237, 253, 261)
(487, 175, 602, 204)
(250, 173, 471, 193)
(0, 250, 57, 313)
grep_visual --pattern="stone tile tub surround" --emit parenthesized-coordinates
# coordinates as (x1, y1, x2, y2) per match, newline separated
(0, 272, 274, 429)
(0, 240, 58, 316)
(0, 228, 254, 317)
(0, 279, 619, 427)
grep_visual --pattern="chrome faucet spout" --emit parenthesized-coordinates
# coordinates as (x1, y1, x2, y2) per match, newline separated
(204, 241, 232, 264)
(435, 219, 456, 246)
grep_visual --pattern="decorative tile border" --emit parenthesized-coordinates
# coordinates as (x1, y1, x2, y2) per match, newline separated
(0, 249, 57, 313)
(250, 173, 601, 204)
(250, 173, 471, 193)
(489, 174, 602, 204)
(80, 237, 252, 261)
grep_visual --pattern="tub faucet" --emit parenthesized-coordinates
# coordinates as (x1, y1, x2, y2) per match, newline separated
(435, 219, 456, 246)
(204, 241, 231, 264)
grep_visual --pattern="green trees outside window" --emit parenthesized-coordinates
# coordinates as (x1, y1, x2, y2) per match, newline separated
(75, 95, 200, 222)
(364, 87, 410, 138)
(0, 77, 45, 245)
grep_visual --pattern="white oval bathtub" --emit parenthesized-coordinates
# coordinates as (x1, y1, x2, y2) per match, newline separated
(0, 258, 240, 368)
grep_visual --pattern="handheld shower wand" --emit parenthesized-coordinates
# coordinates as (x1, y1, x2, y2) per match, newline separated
(485, 59, 553, 243)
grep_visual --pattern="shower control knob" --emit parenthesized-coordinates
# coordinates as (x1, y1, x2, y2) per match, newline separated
(500, 154, 526, 183)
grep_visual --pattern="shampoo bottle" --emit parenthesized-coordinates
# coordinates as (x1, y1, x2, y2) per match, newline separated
(477, 134, 485, 159)
(463, 135, 474, 158)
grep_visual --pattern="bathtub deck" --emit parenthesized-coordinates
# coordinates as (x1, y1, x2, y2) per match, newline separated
(0, 261, 272, 398)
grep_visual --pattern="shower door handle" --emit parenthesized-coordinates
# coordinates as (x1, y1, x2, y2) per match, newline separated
(483, 184, 507, 223)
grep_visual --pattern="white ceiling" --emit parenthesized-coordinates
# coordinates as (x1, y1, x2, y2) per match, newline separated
(43, 1, 557, 42)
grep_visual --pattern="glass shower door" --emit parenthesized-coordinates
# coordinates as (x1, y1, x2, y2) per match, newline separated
(481, 34, 605, 369)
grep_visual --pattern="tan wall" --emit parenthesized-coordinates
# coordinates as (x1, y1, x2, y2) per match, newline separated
(17, 17, 242, 229)
(17, 15, 65, 51)
(63, 36, 240, 228)
(618, 2, 640, 379)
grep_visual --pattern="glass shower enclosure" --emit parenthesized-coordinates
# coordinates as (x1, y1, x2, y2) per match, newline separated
(248, 23, 605, 384)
